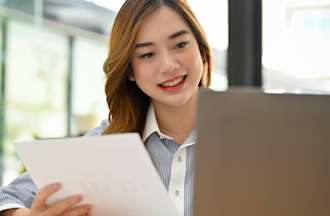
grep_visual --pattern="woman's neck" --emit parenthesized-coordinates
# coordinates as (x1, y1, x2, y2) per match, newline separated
(153, 92, 198, 145)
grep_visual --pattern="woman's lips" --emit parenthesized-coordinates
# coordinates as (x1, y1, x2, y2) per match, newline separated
(158, 75, 187, 91)
(159, 75, 186, 87)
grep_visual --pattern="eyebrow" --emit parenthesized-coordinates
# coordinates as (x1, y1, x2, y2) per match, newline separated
(135, 30, 190, 49)
(169, 30, 189, 39)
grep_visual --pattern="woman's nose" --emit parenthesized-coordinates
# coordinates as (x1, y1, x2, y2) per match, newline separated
(159, 51, 180, 75)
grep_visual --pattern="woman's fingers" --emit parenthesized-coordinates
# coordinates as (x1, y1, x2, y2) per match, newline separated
(61, 204, 93, 216)
(30, 182, 92, 216)
(32, 182, 62, 210)
(45, 195, 83, 215)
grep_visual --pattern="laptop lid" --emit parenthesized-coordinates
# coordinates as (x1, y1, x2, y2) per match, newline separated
(194, 88, 330, 216)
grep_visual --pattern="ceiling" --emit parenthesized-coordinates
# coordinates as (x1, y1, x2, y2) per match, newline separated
(1, 0, 117, 35)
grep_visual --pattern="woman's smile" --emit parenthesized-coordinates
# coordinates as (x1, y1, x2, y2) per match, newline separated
(158, 75, 187, 91)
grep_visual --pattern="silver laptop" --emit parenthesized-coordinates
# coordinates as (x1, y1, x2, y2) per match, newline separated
(194, 88, 330, 216)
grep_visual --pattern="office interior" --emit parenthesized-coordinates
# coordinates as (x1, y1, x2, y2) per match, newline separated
(0, 0, 329, 185)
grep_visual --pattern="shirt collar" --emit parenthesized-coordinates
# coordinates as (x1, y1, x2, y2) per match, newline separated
(142, 104, 197, 147)
(142, 104, 174, 142)
(182, 128, 197, 147)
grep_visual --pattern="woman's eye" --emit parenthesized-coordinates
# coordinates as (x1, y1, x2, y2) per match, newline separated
(176, 41, 189, 49)
(139, 53, 153, 59)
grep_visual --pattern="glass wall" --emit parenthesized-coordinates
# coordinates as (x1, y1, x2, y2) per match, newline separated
(263, 0, 330, 93)
(3, 20, 69, 184)
(0, 18, 4, 185)
(71, 37, 108, 136)
(7, 21, 68, 139)
(0, 18, 109, 185)
(189, 0, 228, 91)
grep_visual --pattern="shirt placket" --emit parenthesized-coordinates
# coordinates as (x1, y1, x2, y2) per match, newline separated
(168, 146, 187, 215)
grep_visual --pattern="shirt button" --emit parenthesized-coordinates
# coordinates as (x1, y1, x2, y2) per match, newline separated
(177, 156, 182, 162)
(175, 190, 180, 196)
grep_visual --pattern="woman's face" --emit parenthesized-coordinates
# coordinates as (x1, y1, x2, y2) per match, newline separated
(131, 5, 203, 108)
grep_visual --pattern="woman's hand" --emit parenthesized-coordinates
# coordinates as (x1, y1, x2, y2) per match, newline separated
(2, 182, 92, 216)
(30, 182, 93, 216)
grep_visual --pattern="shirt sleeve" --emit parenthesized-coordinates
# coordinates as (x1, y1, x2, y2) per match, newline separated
(0, 119, 109, 212)
(83, 119, 109, 136)
(0, 172, 37, 211)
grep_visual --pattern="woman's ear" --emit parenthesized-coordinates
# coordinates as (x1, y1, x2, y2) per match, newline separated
(128, 72, 135, 81)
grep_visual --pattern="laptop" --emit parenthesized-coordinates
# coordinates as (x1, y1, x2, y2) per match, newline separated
(194, 88, 330, 216)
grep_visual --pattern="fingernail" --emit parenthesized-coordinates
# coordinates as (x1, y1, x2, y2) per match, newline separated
(53, 182, 62, 189)
(85, 206, 93, 215)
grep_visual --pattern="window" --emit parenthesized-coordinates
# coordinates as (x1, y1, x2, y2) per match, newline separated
(71, 37, 108, 136)
(189, 0, 228, 91)
(263, 0, 330, 94)
(3, 21, 69, 184)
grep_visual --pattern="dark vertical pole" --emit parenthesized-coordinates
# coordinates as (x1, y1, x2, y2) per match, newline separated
(0, 18, 8, 184)
(227, 0, 262, 87)
(66, 36, 74, 137)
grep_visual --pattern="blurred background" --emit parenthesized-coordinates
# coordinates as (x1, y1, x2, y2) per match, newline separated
(0, 0, 329, 185)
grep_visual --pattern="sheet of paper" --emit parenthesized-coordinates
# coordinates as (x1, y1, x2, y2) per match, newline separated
(15, 133, 180, 216)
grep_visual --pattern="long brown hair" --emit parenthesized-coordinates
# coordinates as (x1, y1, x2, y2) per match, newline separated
(103, 0, 213, 136)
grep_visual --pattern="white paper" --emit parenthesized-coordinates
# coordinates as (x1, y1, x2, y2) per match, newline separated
(14, 133, 180, 216)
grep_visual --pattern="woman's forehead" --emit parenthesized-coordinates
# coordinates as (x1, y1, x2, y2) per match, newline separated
(135, 5, 192, 43)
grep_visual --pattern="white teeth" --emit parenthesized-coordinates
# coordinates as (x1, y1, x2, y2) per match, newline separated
(161, 76, 184, 87)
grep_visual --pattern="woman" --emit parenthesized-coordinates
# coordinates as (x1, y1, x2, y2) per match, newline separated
(0, 0, 213, 215)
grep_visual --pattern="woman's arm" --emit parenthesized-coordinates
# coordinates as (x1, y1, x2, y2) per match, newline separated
(1, 208, 30, 216)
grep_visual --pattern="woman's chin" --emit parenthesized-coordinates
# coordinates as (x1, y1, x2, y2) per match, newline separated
(154, 92, 196, 108)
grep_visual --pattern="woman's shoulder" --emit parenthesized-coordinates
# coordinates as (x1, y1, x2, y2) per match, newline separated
(83, 119, 110, 137)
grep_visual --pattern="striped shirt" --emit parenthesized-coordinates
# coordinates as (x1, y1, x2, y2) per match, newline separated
(0, 105, 196, 216)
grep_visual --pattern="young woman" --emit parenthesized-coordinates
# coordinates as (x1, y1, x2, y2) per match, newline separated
(0, 0, 213, 215)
